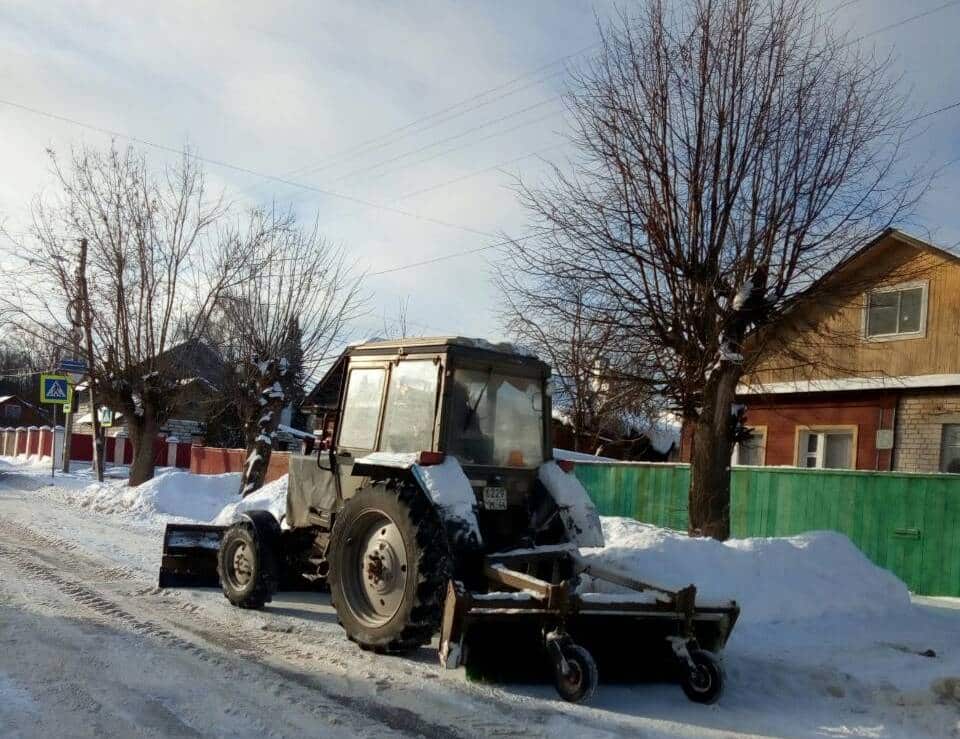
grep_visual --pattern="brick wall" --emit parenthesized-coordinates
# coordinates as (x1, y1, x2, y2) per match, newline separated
(893, 390, 960, 472)
(680, 392, 898, 470)
(190, 445, 290, 483)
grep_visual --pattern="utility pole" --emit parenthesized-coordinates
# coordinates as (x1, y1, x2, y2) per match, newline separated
(62, 296, 82, 473)
(77, 238, 104, 483)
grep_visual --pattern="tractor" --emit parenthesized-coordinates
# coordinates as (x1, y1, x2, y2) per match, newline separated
(160, 337, 739, 703)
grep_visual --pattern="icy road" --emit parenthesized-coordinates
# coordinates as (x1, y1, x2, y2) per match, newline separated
(1, 462, 958, 738)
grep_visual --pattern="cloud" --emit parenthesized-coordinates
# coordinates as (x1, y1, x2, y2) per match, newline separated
(1, 0, 959, 346)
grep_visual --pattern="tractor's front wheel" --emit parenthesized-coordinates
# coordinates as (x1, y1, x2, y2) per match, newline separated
(329, 482, 451, 653)
(218, 522, 279, 609)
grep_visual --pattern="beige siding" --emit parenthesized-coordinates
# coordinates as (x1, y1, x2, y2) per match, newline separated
(746, 234, 960, 385)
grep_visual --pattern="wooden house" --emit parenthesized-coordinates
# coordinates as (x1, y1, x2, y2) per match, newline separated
(684, 229, 960, 473)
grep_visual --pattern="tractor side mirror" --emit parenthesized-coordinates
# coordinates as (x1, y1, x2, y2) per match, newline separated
(316, 447, 336, 471)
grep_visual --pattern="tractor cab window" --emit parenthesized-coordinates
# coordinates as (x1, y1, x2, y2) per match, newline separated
(380, 360, 440, 452)
(338, 368, 386, 449)
(447, 367, 544, 467)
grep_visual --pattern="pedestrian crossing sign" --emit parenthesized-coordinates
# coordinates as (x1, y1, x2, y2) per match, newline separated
(40, 374, 71, 405)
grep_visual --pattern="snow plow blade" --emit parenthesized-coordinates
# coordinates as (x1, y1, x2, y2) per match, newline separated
(158, 523, 225, 588)
(438, 546, 739, 698)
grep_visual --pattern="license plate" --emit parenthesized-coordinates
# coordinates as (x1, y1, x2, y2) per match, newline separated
(483, 487, 508, 510)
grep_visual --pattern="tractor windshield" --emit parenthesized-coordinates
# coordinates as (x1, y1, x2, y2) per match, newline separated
(447, 367, 545, 467)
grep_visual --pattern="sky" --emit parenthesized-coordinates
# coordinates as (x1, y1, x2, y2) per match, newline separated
(1, 0, 959, 348)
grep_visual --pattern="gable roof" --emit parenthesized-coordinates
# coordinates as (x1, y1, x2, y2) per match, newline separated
(812, 228, 959, 288)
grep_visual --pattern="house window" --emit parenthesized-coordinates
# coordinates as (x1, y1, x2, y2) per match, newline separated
(797, 428, 855, 469)
(2, 404, 21, 420)
(733, 428, 766, 466)
(940, 424, 960, 473)
(865, 284, 926, 339)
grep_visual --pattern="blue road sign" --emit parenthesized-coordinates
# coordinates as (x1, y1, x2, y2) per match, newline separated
(59, 358, 87, 373)
(40, 374, 71, 405)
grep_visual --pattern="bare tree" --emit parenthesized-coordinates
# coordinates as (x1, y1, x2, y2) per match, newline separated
(219, 209, 365, 497)
(3, 144, 248, 485)
(502, 0, 923, 538)
(498, 277, 652, 453)
(381, 296, 414, 339)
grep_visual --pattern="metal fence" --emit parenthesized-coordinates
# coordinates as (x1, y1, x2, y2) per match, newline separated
(573, 462, 960, 597)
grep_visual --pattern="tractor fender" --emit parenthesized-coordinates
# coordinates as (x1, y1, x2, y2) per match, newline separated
(239, 509, 283, 554)
(538, 460, 605, 547)
(352, 453, 483, 550)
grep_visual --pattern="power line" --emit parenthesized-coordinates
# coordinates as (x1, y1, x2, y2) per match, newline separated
(327, 98, 560, 185)
(278, 44, 594, 180)
(0, 97, 500, 241)
(852, 0, 960, 44)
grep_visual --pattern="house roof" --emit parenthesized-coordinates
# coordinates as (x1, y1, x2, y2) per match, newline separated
(741, 228, 960, 396)
(804, 228, 959, 293)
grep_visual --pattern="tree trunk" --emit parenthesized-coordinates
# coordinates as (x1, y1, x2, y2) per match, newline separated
(239, 360, 287, 498)
(127, 418, 159, 487)
(687, 366, 741, 540)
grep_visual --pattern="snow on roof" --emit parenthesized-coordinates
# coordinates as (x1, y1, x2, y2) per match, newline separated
(0, 396, 13, 404)
(738, 373, 960, 395)
(350, 336, 537, 358)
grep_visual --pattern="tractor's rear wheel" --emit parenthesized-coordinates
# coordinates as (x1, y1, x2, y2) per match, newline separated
(329, 482, 451, 653)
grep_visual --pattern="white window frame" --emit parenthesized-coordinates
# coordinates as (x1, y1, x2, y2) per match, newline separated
(794, 425, 858, 470)
(732, 426, 767, 466)
(862, 280, 928, 342)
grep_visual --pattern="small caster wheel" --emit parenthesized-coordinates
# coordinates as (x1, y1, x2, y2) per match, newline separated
(680, 649, 725, 704)
(552, 643, 598, 704)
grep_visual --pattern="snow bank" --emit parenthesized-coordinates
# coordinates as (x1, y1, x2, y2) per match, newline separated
(65, 469, 291, 529)
(68, 471, 240, 524)
(212, 475, 289, 528)
(582, 518, 912, 625)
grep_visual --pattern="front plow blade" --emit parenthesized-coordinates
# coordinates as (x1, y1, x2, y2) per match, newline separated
(158, 523, 225, 588)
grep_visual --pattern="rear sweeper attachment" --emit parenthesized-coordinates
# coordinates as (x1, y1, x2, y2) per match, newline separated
(159, 337, 740, 703)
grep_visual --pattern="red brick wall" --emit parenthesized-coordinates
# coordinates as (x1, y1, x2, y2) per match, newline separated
(191, 446, 290, 483)
(680, 392, 898, 470)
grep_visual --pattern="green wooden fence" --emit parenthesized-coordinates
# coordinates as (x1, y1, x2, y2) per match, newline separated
(573, 462, 960, 597)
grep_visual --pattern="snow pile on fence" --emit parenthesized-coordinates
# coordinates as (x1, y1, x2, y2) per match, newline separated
(580, 518, 912, 624)
(68, 470, 241, 524)
(212, 475, 289, 528)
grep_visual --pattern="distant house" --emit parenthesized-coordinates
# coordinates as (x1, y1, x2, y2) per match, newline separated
(682, 229, 960, 473)
(74, 339, 227, 442)
(0, 395, 49, 427)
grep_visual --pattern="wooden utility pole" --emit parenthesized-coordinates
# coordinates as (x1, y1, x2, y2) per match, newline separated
(62, 297, 82, 473)
(77, 238, 104, 483)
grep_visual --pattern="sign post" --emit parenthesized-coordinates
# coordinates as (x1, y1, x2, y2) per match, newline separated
(58, 359, 85, 474)
(40, 374, 72, 478)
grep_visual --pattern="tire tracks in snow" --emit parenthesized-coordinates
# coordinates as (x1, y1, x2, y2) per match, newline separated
(0, 515, 551, 739)
(0, 525, 465, 739)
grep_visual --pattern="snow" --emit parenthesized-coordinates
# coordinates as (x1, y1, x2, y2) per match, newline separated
(553, 448, 617, 462)
(538, 460, 604, 547)
(65, 469, 241, 525)
(1, 457, 959, 736)
(732, 283, 752, 310)
(581, 518, 911, 625)
(739, 372, 960, 395)
(354, 451, 416, 468)
(351, 452, 483, 545)
(212, 475, 289, 528)
(412, 456, 482, 546)
(277, 424, 317, 441)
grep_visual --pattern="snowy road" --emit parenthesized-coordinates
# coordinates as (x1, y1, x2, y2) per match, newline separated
(1, 463, 959, 738)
